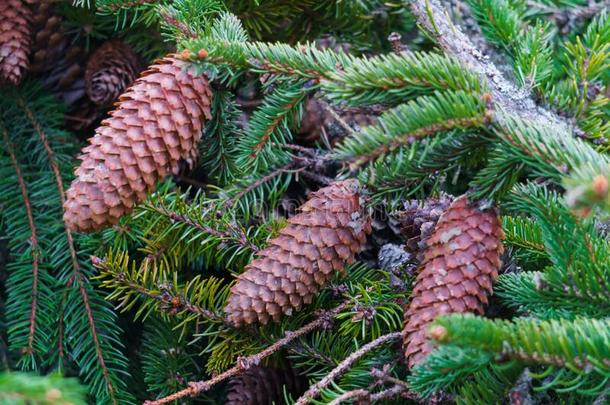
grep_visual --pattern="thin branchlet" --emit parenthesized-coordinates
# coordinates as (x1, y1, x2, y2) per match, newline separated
(143, 301, 352, 404)
(294, 331, 402, 405)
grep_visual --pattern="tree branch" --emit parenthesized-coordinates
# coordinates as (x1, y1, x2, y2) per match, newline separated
(1, 125, 40, 358)
(294, 331, 402, 405)
(408, 0, 574, 135)
(143, 301, 352, 405)
(19, 100, 118, 405)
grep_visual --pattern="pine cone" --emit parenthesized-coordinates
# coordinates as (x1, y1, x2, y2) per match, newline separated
(403, 196, 504, 368)
(63, 55, 213, 232)
(28, 1, 98, 132)
(85, 39, 141, 106)
(0, 0, 32, 85)
(393, 195, 453, 253)
(29, 1, 63, 74)
(225, 365, 308, 405)
(224, 180, 371, 326)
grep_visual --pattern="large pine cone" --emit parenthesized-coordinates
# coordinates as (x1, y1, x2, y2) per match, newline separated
(0, 0, 32, 85)
(63, 55, 212, 232)
(403, 196, 504, 368)
(225, 365, 308, 405)
(85, 39, 141, 106)
(224, 180, 371, 326)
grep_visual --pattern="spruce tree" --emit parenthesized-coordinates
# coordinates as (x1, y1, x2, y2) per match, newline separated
(0, 0, 608, 404)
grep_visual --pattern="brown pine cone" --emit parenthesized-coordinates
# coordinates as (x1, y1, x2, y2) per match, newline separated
(393, 195, 453, 253)
(224, 180, 371, 327)
(402, 196, 504, 368)
(29, 1, 63, 74)
(0, 0, 32, 85)
(85, 39, 141, 106)
(225, 365, 308, 405)
(28, 1, 100, 132)
(29, 0, 85, 93)
(63, 55, 212, 232)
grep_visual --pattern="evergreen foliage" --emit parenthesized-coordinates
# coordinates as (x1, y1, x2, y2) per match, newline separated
(0, 371, 87, 404)
(1, 0, 608, 404)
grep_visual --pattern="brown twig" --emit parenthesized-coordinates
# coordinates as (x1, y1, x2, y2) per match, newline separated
(370, 384, 409, 402)
(229, 161, 296, 205)
(328, 389, 370, 405)
(527, 0, 610, 33)
(143, 301, 351, 405)
(409, 0, 574, 135)
(294, 331, 402, 405)
(1, 125, 40, 357)
(322, 101, 355, 135)
(299, 170, 335, 186)
(159, 10, 198, 39)
(150, 205, 260, 253)
(19, 100, 119, 405)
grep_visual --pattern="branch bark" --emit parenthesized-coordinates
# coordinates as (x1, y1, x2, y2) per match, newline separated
(409, 0, 574, 135)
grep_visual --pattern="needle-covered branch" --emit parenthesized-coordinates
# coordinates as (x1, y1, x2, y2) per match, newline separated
(143, 301, 352, 405)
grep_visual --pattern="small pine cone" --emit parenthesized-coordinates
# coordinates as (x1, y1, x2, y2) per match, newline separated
(403, 196, 504, 368)
(85, 39, 141, 106)
(225, 365, 308, 405)
(0, 0, 32, 85)
(29, 3, 86, 100)
(224, 180, 371, 326)
(394, 195, 453, 253)
(63, 55, 212, 232)
(29, 1, 63, 74)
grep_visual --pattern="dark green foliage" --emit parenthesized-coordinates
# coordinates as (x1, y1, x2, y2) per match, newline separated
(140, 317, 203, 398)
(2, 1, 609, 404)
(0, 85, 133, 403)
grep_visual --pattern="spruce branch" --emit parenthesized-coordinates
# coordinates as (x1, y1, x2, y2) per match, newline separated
(93, 251, 230, 332)
(431, 314, 610, 378)
(18, 99, 124, 405)
(507, 183, 610, 310)
(0, 87, 135, 403)
(236, 80, 308, 173)
(143, 301, 351, 404)
(0, 124, 42, 363)
(409, 0, 574, 135)
(321, 51, 485, 105)
(334, 90, 492, 169)
(294, 331, 402, 405)
(147, 205, 260, 253)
